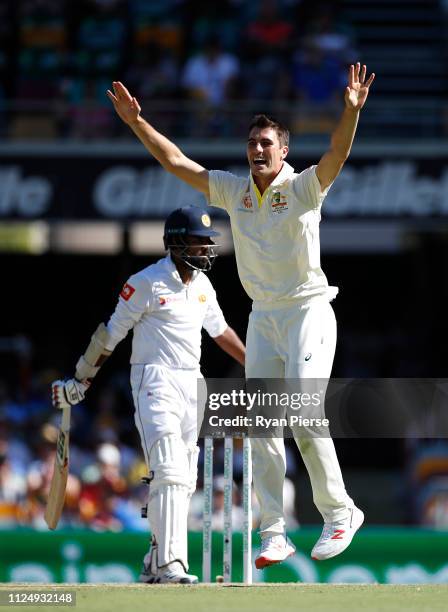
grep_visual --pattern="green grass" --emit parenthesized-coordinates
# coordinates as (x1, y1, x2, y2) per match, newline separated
(1, 584, 448, 612)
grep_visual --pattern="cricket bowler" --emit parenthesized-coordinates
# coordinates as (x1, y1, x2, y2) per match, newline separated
(107, 62, 374, 566)
(51, 207, 245, 583)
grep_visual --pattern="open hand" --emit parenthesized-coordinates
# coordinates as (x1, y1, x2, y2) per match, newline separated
(345, 63, 375, 111)
(107, 81, 141, 125)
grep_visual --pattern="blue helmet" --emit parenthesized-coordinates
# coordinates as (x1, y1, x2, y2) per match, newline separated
(163, 206, 220, 271)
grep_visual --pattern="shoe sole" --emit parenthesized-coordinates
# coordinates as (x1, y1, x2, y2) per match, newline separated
(159, 578, 198, 584)
(255, 548, 295, 570)
(141, 577, 198, 585)
(311, 509, 365, 561)
(140, 572, 198, 585)
(140, 576, 160, 584)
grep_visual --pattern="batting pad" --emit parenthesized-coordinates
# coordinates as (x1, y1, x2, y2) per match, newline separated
(147, 485, 190, 570)
(147, 435, 191, 569)
(149, 435, 190, 489)
(186, 444, 200, 497)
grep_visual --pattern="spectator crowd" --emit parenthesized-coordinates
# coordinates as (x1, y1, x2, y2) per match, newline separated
(0, 360, 301, 532)
(2, 355, 448, 531)
(0, 0, 357, 139)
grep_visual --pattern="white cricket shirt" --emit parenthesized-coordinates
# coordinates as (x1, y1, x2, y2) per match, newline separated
(209, 162, 334, 305)
(105, 256, 228, 369)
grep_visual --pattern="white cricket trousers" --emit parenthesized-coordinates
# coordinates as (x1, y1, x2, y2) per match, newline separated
(246, 297, 353, 535)
(130, 364, 202, 457)
(130, 364, 202, 568)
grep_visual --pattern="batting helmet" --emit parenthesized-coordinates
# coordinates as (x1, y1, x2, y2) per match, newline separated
(163, 206, 220, 271)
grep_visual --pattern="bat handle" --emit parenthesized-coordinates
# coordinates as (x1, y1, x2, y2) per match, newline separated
(61, 404, 71, 432)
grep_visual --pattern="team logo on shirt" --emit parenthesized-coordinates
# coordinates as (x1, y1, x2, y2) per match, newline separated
(243, 193, 253, 209)
(271, 191, 288, 214)
(120, 283, 135, 301)
(198, 294, 207, 303)
(237, 192, 254, 213)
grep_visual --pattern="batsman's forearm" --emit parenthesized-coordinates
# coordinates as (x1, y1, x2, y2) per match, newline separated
(128, 116, 184, 170)
(214, 327, 246, 367)
(75, 323, 114, 382)
(329, 107, 360, 161)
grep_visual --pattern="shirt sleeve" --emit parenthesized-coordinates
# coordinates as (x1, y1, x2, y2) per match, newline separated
(202, 282, 228, 338)
(293, 165, 332, 211)
(208, 169, 242, 212)
(105, 273, 153, 350)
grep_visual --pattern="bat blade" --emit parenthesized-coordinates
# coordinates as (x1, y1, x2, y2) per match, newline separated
(44, 404, 71, 530)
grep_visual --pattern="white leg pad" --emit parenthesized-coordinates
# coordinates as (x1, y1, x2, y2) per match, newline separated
(149, 435, 190, 488)
(148, 484, 190, 569)
(186, 444, 200, 497)
(148, 435, 191, 569)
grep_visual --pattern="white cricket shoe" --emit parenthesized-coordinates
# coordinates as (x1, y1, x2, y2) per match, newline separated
(311, 506, 364, 561)
(139, 560, 157, 583)
(255, 534, 296, 569)
(139, 548, 158, 583)
(156, 561, 198, 584)
(141, 559, 198, 585)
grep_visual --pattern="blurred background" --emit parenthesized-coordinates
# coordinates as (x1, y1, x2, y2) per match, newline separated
(1, 0, 448, 584)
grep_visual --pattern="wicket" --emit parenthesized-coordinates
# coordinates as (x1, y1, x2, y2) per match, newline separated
(202, 435, 253, 584)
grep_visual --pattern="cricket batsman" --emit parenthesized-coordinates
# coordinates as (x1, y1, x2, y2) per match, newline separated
(107, 62, 375, 566)
(51, 207, 245, 583)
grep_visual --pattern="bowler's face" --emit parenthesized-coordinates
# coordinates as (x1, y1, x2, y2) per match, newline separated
(246, 127, 288, 182)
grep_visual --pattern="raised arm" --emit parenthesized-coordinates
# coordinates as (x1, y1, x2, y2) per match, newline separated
(107, 81, 210, 198)
(316, 63, 375, 191)
(213, 326, 246, 367)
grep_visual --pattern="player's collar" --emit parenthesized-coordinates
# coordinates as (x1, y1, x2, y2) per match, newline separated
(270, 161, 295, 187)
(249, 161, 295, 192)
(164, 254, 200, 284)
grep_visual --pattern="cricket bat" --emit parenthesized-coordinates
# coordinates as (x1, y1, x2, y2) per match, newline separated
(44, 403, 71, 530)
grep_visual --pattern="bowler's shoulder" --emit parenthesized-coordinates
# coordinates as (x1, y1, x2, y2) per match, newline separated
(210, 169, 248, 190)
(289, 165, 321, 194)
(291, 165, 318, 183)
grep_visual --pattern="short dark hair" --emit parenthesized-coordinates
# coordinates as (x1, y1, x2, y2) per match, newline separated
(248, 114, 289, 147)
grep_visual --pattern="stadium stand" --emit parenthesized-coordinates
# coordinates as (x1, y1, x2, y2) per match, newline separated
(1, 0, 447, 139)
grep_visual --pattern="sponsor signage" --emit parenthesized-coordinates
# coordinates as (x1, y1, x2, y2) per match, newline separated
(1, 529, 447, 584)
(1, 156, 448, 220)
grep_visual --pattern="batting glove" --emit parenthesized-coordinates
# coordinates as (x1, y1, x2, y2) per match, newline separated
(51, 379, 90, 408)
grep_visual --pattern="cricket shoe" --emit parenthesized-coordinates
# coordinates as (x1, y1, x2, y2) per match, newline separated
(141, 559, 198, 585)
(311, 506, 364, 561)
(255, 534, 296, 569)
(155, 561, 198, 584)
(139, 548, 158, 583)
